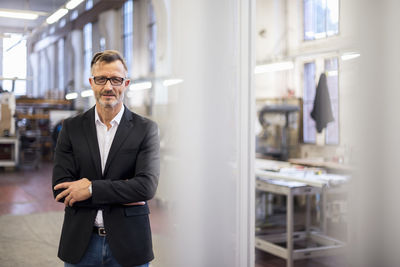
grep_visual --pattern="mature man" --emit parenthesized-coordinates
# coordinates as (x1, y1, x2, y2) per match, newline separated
(53, 50, 160, 267)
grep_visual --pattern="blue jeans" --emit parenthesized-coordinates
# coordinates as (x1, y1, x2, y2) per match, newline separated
(64, 233, 149, 267)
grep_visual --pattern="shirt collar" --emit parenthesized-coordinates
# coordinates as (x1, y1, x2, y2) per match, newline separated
(95, 105, 125, 126)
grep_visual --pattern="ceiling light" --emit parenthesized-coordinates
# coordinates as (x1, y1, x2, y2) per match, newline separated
(0, 9, 42, 20)
(341, 52, 360, 61)
(66, 0, 85, 10)
(326, 70, 338, 77)
(129, 81, 152, 91)
(255, 61, 294, 74)
(0, 33, 11, 39)
(65, 92, 78, 100)
(46, 8, 68, 24)
(81, 89, 93, 98)
(163, 79, 183, 87)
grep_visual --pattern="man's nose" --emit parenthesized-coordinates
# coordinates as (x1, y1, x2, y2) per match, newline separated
(104, 79, 113, 89)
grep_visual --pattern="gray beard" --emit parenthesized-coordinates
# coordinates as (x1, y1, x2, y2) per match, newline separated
(97, 92, 124, 108)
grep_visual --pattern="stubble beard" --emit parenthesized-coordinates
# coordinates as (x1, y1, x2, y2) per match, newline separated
(96, 90, 125, 108)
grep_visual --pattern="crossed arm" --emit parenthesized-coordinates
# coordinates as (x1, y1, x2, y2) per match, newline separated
(54, 178, 145, 207)
(52, 118, 159, 207)
(54, 178, 91, 207)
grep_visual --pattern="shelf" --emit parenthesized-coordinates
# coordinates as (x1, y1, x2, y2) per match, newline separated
(17, 114, 50, 120)
(16, 98, 70, 105)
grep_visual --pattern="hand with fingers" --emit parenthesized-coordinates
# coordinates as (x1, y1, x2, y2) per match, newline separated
(54, 178, 92, 207)
(123, 201, 145, 206)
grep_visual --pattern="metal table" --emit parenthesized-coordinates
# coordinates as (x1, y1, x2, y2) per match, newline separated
(255, 170, 347, 267)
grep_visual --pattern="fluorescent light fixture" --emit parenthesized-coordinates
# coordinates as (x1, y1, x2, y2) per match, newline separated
(46, 8, 68, 24)
(0, 33, 11, 39)
(126, 91, 135, 98)
(327, 70, 338, 77)
(163, 79, 183, 87)
(0, 9, 40, 20)
(255, 61, 294, 74)
(65, 92, 78, 100)
(81, 89, 93, 98)
(129, 81, 152, 91)
(314, 32, 327, 39)
(341, 52, 360, 61)
(66, 0, 85, 10)
(0, 76, 28, 80)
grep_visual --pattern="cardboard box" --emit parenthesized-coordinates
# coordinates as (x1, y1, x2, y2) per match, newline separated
(0, 103, 11, 136)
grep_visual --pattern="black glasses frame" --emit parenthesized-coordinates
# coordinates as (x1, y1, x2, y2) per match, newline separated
(92, 76, 126, 86)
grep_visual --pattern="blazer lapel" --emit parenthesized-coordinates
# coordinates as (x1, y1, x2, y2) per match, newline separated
(103, 107, 133, 177)
(83, 107, 102, 179)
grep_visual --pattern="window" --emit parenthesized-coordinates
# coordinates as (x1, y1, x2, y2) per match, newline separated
(302, 57, 339, 145)
(86, 0, 93, 10)
(83, 22, 93, 87)
(324, 58, 339, 144)
(99, 37, 106, 51)
(123, 0, 134, 75)
(303, 62, 316, 143)
(2, 33, 27, 95)
(304, 0, 339, 40)
(39, 49, 49, 96)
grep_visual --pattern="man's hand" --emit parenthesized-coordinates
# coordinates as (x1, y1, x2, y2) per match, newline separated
(54, 178, 92, 206)
(123, 201, 145, 206)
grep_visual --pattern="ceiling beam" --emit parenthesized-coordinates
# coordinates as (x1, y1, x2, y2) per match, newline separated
(29, 0, 125, 52)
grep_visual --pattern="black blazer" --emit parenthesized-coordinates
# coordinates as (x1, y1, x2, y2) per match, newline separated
(52, 106, 160, 267)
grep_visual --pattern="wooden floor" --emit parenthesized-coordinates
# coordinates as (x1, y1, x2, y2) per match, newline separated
(0, 163, 345, 266)
(0, 162, 166, 233)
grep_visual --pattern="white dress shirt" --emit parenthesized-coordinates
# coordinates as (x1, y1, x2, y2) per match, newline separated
(93, 105, 125, 227)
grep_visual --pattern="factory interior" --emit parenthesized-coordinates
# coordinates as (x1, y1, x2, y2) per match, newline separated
(1, 0, 400, 267)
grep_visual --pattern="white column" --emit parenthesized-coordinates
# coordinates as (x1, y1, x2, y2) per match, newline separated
(0, 39, 3, 88)
(98, 9, 123, 52)
(29, 52, 39, 97)
(45, 44, 57, 91)
(158, 0, 255, 266)
(70, 29, 84, 109)
(348, 1, 400, 267)
(132, 0, 150, 78)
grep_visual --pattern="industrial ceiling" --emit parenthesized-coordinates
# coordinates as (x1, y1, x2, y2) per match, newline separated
(0, 0, 67, 34)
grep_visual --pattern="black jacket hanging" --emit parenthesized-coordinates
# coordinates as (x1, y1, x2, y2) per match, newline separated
(311, 73, 334, 133)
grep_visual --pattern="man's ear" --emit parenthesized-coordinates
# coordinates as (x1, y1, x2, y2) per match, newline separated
(124, 79, 131, 87)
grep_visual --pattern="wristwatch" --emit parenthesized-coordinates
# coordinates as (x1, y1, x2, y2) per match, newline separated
(88, 184, 92, 195)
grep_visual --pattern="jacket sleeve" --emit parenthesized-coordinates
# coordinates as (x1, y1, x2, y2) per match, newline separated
(52, 119, 95, 207)
(91, 121, 160, 205)
(52, 118, 77, 201)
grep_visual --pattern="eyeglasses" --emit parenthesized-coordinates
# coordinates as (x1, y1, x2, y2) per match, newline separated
(92, 76, 126, 86)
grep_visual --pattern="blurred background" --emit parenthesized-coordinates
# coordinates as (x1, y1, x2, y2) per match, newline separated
(0, 0, 398, 266)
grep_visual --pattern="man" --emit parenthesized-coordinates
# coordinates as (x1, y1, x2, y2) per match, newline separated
(53, 50, 160, 267)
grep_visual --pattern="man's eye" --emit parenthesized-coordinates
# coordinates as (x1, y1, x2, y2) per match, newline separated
(96, 77, 107, 82)
(111, 77, 123, 83)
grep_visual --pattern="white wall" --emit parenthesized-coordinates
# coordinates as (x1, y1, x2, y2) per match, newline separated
(255, 0, 291, 98)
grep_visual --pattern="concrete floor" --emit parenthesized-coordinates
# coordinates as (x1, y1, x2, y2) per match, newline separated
(0, 162, 345, 267)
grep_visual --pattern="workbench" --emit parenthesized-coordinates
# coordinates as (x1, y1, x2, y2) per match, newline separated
(255, 160, 348, 267)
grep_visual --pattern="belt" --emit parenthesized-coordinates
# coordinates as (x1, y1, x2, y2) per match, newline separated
(93, 227, 106, 237)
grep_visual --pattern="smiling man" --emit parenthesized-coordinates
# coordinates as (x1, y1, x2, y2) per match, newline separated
(52, 50, 160, 267)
